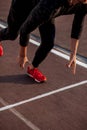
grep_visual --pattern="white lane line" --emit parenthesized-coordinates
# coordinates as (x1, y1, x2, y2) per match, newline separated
(0, 23, 87, 69)
(0, 23, 6, 28)
(0, 80, 87, 112)
(0, 98, 40, 130)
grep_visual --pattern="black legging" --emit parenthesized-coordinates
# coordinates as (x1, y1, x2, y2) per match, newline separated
(32, 19, 55, 67)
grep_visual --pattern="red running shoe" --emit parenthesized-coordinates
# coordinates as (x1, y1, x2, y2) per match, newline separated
(0, 44, 4, 56)
(27, 66, 47, 82)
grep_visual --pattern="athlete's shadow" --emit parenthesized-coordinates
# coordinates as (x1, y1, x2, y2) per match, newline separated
(0, 74, 38, 84)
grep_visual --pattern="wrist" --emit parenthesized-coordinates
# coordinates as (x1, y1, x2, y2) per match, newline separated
(19, 55, 26, 58)
(19, 46, 27, 57)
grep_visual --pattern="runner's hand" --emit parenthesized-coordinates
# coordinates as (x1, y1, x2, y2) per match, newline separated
(67, 53, 76, 75)
(18, 56, 29, 69)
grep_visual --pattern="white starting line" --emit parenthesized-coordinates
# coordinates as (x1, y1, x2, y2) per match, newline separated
(0, 80, 87, 112)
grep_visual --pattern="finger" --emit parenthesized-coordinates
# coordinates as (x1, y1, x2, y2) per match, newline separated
(20, 64, 23, 69)
(20, 62, 24, 69)
(71, 62, 76, 75)
(19, 60, 25, 69)
(21, 60, 29, 68)
(67, 59, 73, 68)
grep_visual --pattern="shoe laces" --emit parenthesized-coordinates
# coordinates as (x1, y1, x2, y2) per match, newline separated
(33, 68, 44, 78)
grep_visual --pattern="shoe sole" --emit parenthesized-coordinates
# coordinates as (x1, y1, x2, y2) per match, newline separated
(27, 73, 46, 83)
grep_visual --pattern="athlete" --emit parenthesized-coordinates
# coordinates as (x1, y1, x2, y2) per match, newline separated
(0, 0, 87, 82)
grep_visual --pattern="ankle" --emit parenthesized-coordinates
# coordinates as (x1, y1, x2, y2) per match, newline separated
(28, 64, 35, 70)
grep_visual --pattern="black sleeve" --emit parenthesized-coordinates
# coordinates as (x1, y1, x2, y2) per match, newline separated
(71, 4, 87, 39)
